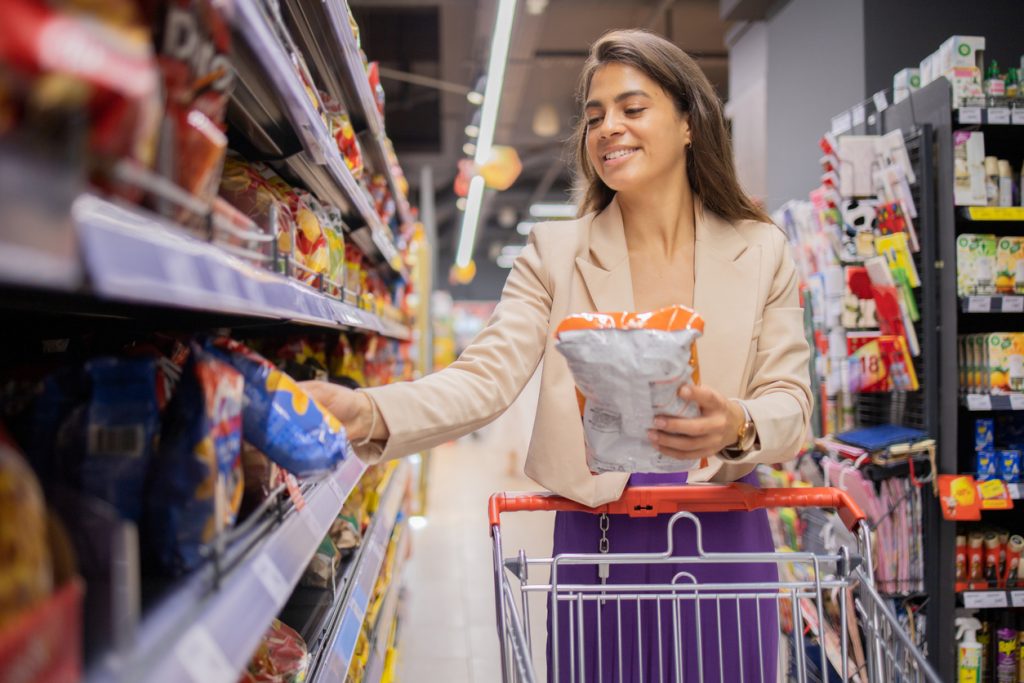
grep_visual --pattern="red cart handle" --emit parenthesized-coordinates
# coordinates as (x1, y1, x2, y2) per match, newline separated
(488, 484, 866, 532)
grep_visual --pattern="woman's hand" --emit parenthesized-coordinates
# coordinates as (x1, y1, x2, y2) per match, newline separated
(299, 381, 388, 443)
(647, 384, 744, 461)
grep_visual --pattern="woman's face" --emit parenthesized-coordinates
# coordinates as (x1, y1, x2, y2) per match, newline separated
(584, 63, 691, 196)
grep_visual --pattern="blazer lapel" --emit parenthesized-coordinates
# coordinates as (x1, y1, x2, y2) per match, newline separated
(575, 197, 635, 312)
(693, 207, 762, 398)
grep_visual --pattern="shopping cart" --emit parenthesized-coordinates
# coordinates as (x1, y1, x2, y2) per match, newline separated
(489, 483, 940, 683)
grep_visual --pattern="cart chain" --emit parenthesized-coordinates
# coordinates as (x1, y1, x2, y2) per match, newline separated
(598, 512, 610, 585)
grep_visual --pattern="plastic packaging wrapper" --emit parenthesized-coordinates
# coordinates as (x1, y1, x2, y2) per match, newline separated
(240, 618, 309, 683)
(146, 346, 244, 575)
(299, 537, 338, 589)
(208, 339, 348, 477)
(0, 424, 53, 629)
(555, 305, 705, 474)
(219, 157, 294, 262)
(238, 443, 280, 520)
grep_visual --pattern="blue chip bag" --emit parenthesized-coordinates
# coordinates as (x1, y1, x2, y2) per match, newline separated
(81, 358, 162, 522)
(999, 450, 1022, 483)
(147, 346, 245, 574)
(208, 338, 348, 476)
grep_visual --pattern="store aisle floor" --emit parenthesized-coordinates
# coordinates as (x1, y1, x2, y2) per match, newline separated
(396, 434, 554, 682)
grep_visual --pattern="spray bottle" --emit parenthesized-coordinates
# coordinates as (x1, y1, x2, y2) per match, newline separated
(956, 617, 983, 683)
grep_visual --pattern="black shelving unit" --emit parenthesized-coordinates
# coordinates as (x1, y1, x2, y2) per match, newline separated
(879, 77, 1024, 681)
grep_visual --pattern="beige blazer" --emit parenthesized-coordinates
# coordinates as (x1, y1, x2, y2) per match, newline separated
(362, 197, 812, 507)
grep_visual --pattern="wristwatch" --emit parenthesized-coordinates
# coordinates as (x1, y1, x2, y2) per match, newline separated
(722, 400, 757, 460)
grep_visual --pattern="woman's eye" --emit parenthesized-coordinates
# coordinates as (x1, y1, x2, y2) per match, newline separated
(586, 116, 602, 127)
(625, 107, 645, 116)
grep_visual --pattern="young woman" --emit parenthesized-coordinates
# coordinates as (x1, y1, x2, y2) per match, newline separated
(305, 29, 810, 682)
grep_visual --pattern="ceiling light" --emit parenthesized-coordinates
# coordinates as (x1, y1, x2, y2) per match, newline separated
(465, 124, 480, 138)
(456, 176, 486, 267)
(467, 91, 484, 105)
(496, 254, 516, 268)
(529, 202, 577, 219)
(455, 0, 518, 269)
(456, 197, 467, 211)
(516, 221, 535, 235)
(463, 142, 476, 156)
(526, 0, 548, 14)
(532, 103, 560, 138)
(501, 245, 524, 257)
(497, 206, 517, 228)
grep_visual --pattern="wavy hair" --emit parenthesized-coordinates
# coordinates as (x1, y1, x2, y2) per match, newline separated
(571, 29, 769, 224)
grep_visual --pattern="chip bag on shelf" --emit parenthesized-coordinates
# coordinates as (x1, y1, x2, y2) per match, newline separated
(219, 157, 293, 268)
(146, 345, 244, 575)
(322, 93, 363, 179)
(208, 338, 348, 477)
(555, 305, 705, 474)
(240, 618, 309, 683)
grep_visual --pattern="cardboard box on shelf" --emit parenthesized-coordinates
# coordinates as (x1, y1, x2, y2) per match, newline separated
(957, 233, 997, 297)
(942, 67, 985, 109)
(893, 68, 921, 104)
(954, 131, 987, 206)
(987, 333, 1024, 395)
(997, 237, 1024, 295)
(936, 35, 986, 73)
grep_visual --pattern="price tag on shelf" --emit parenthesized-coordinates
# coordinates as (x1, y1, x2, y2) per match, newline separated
(830, 111, 853, 136)
(873, 90, 888, 113)
(1013, 109, 1024, 125)
(176, 625, 235, 683)
(959, 107, 983, 124)
(968, 296, 992, 312)
(963, 591, 1009, 609)
(989, 107, 1011, 124)
(967, 394, 993, 411)
(1012, 590, 1024, 606)
(253, 553, 291, 605)
(852, 104, 866, 127)
(327, 475, 344, 502)
(1005, 297, 1024, 312)
(1011, 395, 1024, 411)
(1009, 484, 1024, 500)
(299, 505, 320, 540)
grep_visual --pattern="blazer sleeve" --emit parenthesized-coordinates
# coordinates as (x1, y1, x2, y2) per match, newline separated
(357, 230, 553, 462)
(729, 227, 812, 467)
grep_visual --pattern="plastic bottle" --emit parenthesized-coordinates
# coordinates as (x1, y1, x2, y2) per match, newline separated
(987, 157, 1001, 206)
(999, 616, 1019, 683)
(1000, 160, 1014, 207)
(958, 617, 983, 682)
(1008, 68, 1020, 99)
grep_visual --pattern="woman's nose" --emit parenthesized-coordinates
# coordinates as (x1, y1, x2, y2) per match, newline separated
(598, 113, 624, 138)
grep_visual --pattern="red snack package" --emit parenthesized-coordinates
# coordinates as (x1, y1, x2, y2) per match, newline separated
(239, 619, 309, 683)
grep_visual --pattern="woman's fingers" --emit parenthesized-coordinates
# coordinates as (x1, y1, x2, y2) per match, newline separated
(652, 442, 715, 461)
(648, 430, 717, 453)
(653, 414, 725, 437)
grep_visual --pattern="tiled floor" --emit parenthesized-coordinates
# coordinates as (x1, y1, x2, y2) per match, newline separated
(395, 429, 553, 683)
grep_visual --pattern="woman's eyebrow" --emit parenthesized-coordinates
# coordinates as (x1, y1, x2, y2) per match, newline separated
(584, 89, 651, 109)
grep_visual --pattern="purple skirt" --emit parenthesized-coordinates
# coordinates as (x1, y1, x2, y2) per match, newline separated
(546, 471, 779, 682)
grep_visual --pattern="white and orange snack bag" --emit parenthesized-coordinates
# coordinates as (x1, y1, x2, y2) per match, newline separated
(555, 305, 704, 474)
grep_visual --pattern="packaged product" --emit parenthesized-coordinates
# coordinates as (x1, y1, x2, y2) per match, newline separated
(954, 131, 987, 206)
(998, 450, 1021, 483)
(143, 0, 233, 218)
(328, 504, 361, 558)
(240, 618, 310, 683)
(219, 157, 294, 264)
(299, 537, 339, 589)
(996, 237, 1024, 295)
(987, 333, 1024, 394)
(146, 346, 244, 575)
(80, 357, 163, 522)
(322, 93, 363, 178)
(555, 305, 704, 474)
(957, 234, 997, 296)
(292, 192, 330, 286)
(367, 62, 385, 117)
(238, 443, 280, 520)
(208, 339, 348, 477)
(0, 424, 53, 629)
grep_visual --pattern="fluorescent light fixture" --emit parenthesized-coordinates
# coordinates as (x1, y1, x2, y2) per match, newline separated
(454, 0, 517, 270)
(516, 221, 535, 235)
(467, 91, 484, 105)
(496, 254, 516, 268)
(529, 202, 577, 218)
(462, 142, 476, 156)
(456, 197, 467, 211)
(465, 124, 480, 138)
(500, 245, 524, 257)
(455, 175, 485, 267)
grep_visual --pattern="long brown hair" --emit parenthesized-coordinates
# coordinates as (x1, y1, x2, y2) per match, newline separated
(572, 29, 769, 224)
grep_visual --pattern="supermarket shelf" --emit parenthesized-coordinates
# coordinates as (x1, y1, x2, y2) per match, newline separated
(957, 589, 1024, 609)
(73, 195, 411, 341)
(87, 454, 367, 683)
(305, 0, 416, 229)
(960, 295, 1024, 313)
(362, 523, 410, 683)
(311, 462, 410, 682)
(954, 106, 1024, 126)
(228, 0, 405, 277)
(963, 394, 1024, 411)
(958, 207, 1024, 221)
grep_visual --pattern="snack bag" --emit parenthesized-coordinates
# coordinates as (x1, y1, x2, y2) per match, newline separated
(322, 93, 363, 179)
(299, 536, 339, 589)
(0, 424, 53, 629)
(219, 157, 293, 265)
(238, 442, 280, 521)
(240, 618, 310, 683)
(555, 305, 705, 474)
(147, 346, 244, 575)
(208, 339, 348, 477)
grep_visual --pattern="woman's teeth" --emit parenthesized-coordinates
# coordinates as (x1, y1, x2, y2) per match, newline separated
(604, 148, 637, 161)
